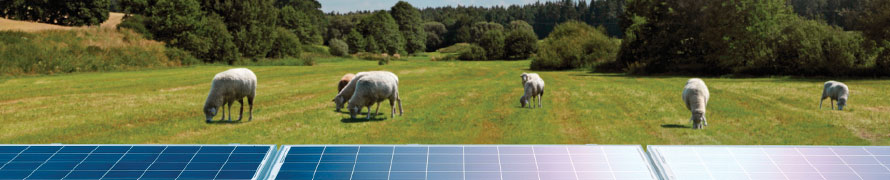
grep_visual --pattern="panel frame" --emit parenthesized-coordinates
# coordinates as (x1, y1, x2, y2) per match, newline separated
(647, 145, 890, 180)
(269, 144, 662, 180)
(0, 144, 278, 180)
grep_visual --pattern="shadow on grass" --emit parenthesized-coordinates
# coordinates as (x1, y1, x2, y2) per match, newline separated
(205, 120, 245, 124)
(340, 112, 387, 123)
(660, 124, 690, 129)
(568, 72, 883, 82)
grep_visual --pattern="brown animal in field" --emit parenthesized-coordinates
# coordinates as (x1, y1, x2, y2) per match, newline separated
(393, 54, 401, 59)
(338, 73, 356, 93)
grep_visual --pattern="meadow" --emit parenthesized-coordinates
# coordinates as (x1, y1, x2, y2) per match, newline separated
(1, 57, 889, 146)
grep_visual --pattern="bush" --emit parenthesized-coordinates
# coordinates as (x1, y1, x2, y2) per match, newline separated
(505, 28, 538, 60)
(437, 43, 473, 53)
(531, 21, 619, 70)
(165, 47, 200, 66)
(478, 30, 505, 60)
(268, 27, 302, 58)
(117, 15, 152, 39)
(329, 39, 349, 56)
(0, 0, 110, 26)
(458, 44, 487, 61)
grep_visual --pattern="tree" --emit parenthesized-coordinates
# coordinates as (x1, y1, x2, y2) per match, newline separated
(268, 27, 302, 58)
(478, 30, 506, 60)
(146, 0, 238, 63)
(423, 22, 447, 52)
(391, 1, 426, 54)
(275, 0, 327, 44)
(0, 0, 110, 26)
(470, 22, 504, 43)
(357, 10, 406, 54)
(201, 0, 278, 59)
(532, 21, 618, 70)
(345, 29, 365, 54)
(505, 28, 538, 60)
(508, 20, 533, 32)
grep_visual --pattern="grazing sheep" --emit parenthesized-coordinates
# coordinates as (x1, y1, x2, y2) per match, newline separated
(332, 72, 368, 112)
(820, 81, 849, 110)
(204, 68, 257, 123)
(682, 78, 710, 129)
(347, 71, 403, 119)
(520, 72, 542, 85)
(393, 54, 401, 60)
(519, 73, 545, 108)
(337, 73, 356, 94)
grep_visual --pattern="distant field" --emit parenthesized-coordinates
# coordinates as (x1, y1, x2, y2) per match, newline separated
(1, 57, 889, 146)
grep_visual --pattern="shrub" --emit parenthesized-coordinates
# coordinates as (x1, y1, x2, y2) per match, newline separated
(329, 39, 349, 57)
(505, 28, 538, 60)
(345, 29, 365, 54)
(165, 47, 200, 66)
(268, 27, 302, 58)
(531, 21, 619, 70)
(117, 15, 152, 39)
(458, 44, 487, 61)
(437, 43, 473, 53)
(478, 30, 505, 60)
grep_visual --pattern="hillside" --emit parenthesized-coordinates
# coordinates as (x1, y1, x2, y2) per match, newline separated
(0, 12, 124, 32)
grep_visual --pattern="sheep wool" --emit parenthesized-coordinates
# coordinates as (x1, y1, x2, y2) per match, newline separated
(821, 81, 849, 110)
(338, 73, 356, 93)
(520, 73, 545, 108)
(203, 68, 257, 123)
(682, 78, 709, 129)
(333, 72, 370, 112)
(347, 71, 403, 119)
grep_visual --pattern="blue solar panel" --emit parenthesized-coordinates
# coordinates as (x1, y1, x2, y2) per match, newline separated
(268, 145, 659, 180)
(648, 145, 890, 180)
(0, 144, 275, 180)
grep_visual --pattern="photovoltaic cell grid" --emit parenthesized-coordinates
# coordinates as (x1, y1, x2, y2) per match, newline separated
(648, 145, 890, 180)
(268, 145, 658, 180)
(0, 144, 274, 180)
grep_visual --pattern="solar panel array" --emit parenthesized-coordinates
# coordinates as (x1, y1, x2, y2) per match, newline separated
(648, 145, 890, 180)
(267, 145, 659, 180)
(0, 144, 275, 180)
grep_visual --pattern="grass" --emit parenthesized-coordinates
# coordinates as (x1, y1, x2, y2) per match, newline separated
(1, 57, 889, 146)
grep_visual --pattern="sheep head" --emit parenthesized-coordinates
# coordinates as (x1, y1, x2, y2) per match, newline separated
(204, 105, 217, 122)
(837, 98, 847, 110)
(332, 95, 346, 112)
(519, 96, 528, 108)
(691, 111, 705, 129)
(520, 73, 528, 84)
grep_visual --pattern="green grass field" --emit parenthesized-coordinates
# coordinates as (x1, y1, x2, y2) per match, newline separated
(2, 57, 889, 146)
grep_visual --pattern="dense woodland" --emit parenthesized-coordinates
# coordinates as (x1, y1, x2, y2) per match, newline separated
(1, 0, 889, 76)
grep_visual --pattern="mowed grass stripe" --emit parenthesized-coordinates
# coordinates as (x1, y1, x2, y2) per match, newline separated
(0, 58, 886, 145)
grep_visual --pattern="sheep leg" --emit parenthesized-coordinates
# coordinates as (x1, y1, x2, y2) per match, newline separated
(703, 116, 708, 126)
(390, 98, 395, 118)
(831, 99, 835, 110)
(374, 102, 381, 118)
(819, 98, 824, 109)
(227, 102, 233, 121)
(366, 105, 373, 119)
(237, 99, 244, 121)
(248, 96, 254, 121)
(538, 94, 543, 108)
(219, 102, 226, 121)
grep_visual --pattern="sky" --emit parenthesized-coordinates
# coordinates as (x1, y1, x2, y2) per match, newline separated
(319, 0, 560, 13)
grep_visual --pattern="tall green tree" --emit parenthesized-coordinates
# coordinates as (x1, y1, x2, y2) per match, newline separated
(201, 0, 279, 59)
(275, 0, 327, 45)
(470, 22, 504, 43)
(357, 10, 405, 54)
(391, 1, 426, 54)
(478, 30, 506, 60)
(423, 21, 447, 52)
(0, 0, 110, 26)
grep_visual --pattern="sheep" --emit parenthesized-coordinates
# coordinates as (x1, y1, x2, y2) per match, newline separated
(393, 54, 401, 60)
(332, 72, 370, 112)
(203, 68, 256, 123)
(519, 73, 545, 108)
(337, 73, 356, 95)
(682, 78, 710, 129)
(347, 71, 403, 119)
(820, 80, 849, 110)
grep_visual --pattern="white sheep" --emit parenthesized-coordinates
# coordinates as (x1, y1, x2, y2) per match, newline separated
(820, 80, 849, 110)
(204, 68, 257, 122)
(332, 72, 369, 112)
(347, 71, 403, 119)
(682, 78, 710, 129)
(520, 73, 544, 108)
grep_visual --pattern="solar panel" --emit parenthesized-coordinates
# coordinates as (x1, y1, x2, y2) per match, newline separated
(268, 145, 659, 180)
(0, 144, 276, 180)
(648, 145, 890, 180)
